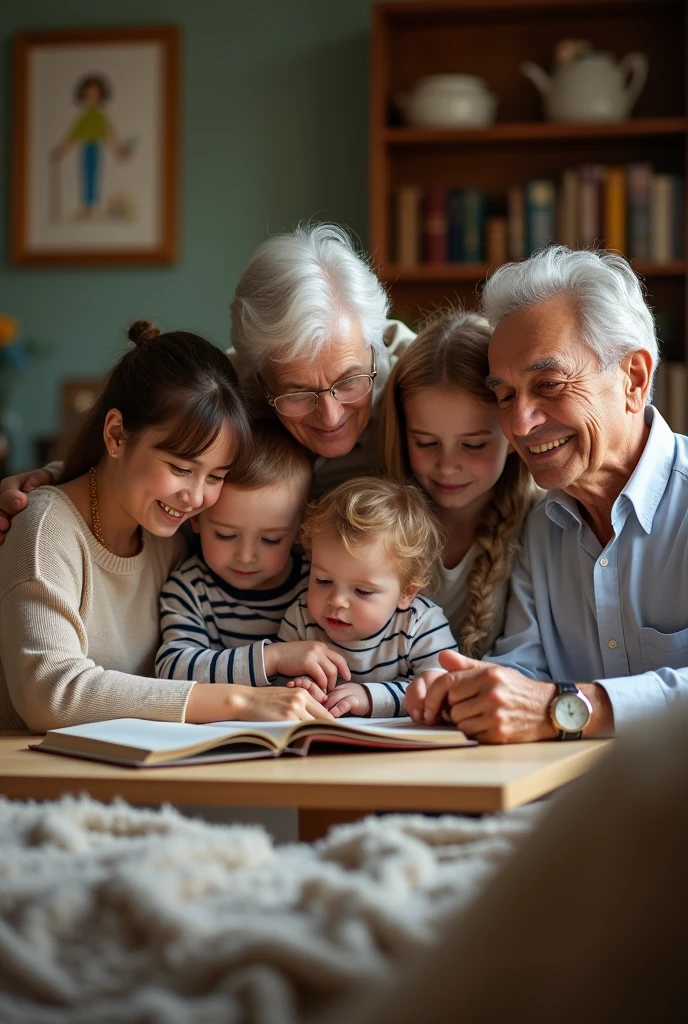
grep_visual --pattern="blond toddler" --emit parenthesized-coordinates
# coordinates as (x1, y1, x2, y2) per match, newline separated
(274, 477, 457, 718)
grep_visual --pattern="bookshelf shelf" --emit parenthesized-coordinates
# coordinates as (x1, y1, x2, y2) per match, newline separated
(379, 261, 688, 284)
(384, 118, 688, 147)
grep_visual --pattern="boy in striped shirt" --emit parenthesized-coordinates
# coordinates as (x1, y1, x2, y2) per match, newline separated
(275, 477, 458, 718)
(156, 423, 349, 689)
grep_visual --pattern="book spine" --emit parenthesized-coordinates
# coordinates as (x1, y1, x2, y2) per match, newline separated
(604, 167, 626, 254)
(507, 185, 525, 260)
(558, 168, 578, 249)
(395, 185, 422, 266)
(650, 174, 673, 263)
(577, 164, 603, 248)
(670, 175, 684, 259)
(463, 188, 485, 261)
(627, 162, 652, 260)
(447, 188, 465, 262)
(485, 215, 508, 266)
(525, 179, 556, 255)
(423, 187, 449, 263)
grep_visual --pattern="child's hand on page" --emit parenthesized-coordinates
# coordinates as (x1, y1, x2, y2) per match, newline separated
(404, 670, 447, 723)
(285, 676, 327, 703)
(325, 683, 371, 718)
(265, 641, 350, 692)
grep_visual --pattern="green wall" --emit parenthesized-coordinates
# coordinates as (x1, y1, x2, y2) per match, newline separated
(0, 0, 374, 471)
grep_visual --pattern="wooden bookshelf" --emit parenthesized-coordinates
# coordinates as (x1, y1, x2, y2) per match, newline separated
(384, 117, 688, 146)
(370, 0, 688, 360)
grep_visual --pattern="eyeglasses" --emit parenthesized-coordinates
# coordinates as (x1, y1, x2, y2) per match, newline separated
(257, 351, 377, 418)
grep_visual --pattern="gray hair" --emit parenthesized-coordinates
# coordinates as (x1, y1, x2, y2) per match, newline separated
(229, 222, 390, 374)
(481, 246, 658, 379)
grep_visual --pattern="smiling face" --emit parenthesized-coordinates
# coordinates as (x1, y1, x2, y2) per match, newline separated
(404, 387, 509, 514)
(113, 425, 235, 537)
(487, 295, 638, 493)
(193, 480, 304, 590)
(260, 318, 374, 459)
(307, 531, 417, 642)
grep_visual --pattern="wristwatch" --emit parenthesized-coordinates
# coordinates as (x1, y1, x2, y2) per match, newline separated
(549, 682, 592, 740)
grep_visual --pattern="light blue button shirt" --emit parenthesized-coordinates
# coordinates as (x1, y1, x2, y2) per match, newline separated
(489, 406, 688, 730)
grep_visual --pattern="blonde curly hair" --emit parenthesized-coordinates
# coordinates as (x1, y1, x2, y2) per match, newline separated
(300, 476, 445, 596)
(379, 308, 539, 657)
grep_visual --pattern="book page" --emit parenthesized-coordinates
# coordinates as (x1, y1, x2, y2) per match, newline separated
(293, 718, 475, 748)
(44, 718, 239, 754)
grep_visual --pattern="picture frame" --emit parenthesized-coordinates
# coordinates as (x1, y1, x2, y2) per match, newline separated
(11, 26, 179, 265)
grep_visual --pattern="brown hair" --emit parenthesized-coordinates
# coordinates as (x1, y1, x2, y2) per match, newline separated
(62, 319, 251, 481)
(379, 308, 539, 656)
(300, 475, 445, 595)
(227, 419, 313, 505)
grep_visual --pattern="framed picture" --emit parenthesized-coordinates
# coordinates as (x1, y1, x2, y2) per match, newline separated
(11, 26, 179, 265)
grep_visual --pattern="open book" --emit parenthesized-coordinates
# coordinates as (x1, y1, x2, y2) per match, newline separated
(29, 716, 476, 768)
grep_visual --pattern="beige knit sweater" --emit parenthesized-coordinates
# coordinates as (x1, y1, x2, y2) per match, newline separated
(0, 486, 194, 732)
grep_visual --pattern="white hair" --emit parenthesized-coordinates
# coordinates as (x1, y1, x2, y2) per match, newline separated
(481, 246, 658, 381)
(229, 222, 391, 374)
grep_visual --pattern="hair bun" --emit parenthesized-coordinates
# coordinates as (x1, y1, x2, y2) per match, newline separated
(128, 319, 160, 346)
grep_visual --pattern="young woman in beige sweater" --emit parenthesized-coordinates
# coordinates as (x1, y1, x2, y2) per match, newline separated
(0, 320, 332, 732)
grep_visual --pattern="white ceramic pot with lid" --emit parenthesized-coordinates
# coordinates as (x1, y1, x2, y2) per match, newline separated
(398, 74, 498, 128)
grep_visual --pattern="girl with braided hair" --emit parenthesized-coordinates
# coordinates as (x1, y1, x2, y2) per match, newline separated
(379, 308, 539, 663)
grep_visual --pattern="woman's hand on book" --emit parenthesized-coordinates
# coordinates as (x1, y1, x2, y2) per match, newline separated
(185, 683, 334, 722)
(285, 678, 371, 717)
(264, 641, 350, 692)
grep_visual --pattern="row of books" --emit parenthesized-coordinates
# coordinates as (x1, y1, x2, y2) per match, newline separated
(654, 362, 688, 436)
(394, 166, 685, 267)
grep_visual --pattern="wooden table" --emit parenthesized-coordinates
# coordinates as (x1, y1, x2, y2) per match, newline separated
(0, 734, 610, 840)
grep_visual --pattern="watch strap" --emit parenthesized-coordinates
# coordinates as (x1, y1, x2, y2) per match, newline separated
(552, 682, 583, 740)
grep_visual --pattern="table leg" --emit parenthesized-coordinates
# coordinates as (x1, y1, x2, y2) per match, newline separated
(298, 808, 376, 842)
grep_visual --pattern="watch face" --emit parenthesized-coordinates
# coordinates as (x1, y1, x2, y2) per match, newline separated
(554, 692, 591, 732)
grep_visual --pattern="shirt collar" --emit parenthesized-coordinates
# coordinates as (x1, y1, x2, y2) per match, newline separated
(544, 405, 675, 535)
(619, 404, 675, 534)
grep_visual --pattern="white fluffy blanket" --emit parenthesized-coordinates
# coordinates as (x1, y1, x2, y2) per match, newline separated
(0, 795, 541, 1023)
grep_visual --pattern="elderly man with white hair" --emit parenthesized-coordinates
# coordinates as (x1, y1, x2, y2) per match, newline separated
(410, 246, 688, 744)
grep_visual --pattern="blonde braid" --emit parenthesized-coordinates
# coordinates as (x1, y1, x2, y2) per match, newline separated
(458, 456, 539, 657)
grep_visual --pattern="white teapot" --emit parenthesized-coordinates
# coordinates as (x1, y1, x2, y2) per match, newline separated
(397, 75, 497, 129)
(521, 50, 648, 122)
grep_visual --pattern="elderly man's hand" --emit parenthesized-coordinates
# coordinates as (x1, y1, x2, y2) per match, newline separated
(421, 649, 558, 744)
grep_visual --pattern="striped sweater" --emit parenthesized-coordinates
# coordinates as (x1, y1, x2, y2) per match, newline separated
(274, 594, 458, 718)
(156, 551, 309, 685)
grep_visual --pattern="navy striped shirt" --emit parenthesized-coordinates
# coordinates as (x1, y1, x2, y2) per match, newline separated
(156, 551, 309, 685)
(274, 594, 457, 717)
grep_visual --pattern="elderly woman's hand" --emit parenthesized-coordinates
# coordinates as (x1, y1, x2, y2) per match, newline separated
(0, 467, 55, 543)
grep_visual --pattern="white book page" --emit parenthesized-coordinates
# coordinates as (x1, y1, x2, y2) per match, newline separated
(47, 718, 251, 753)
(299, 718, 472, 745)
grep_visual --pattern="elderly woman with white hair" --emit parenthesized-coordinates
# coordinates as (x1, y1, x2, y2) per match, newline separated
(0, 223, 413, 522)
(228, 222, 415, 496)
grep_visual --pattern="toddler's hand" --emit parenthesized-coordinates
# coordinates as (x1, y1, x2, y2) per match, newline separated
(286, 676, 327, 704)
(404, 670, 446, 723)
(324, 682, 371, 718)
(264, 641, 350, 692)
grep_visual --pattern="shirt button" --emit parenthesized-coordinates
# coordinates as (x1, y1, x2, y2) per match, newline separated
(608, 639, 618, 649)
(600, 558, 608, 567)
